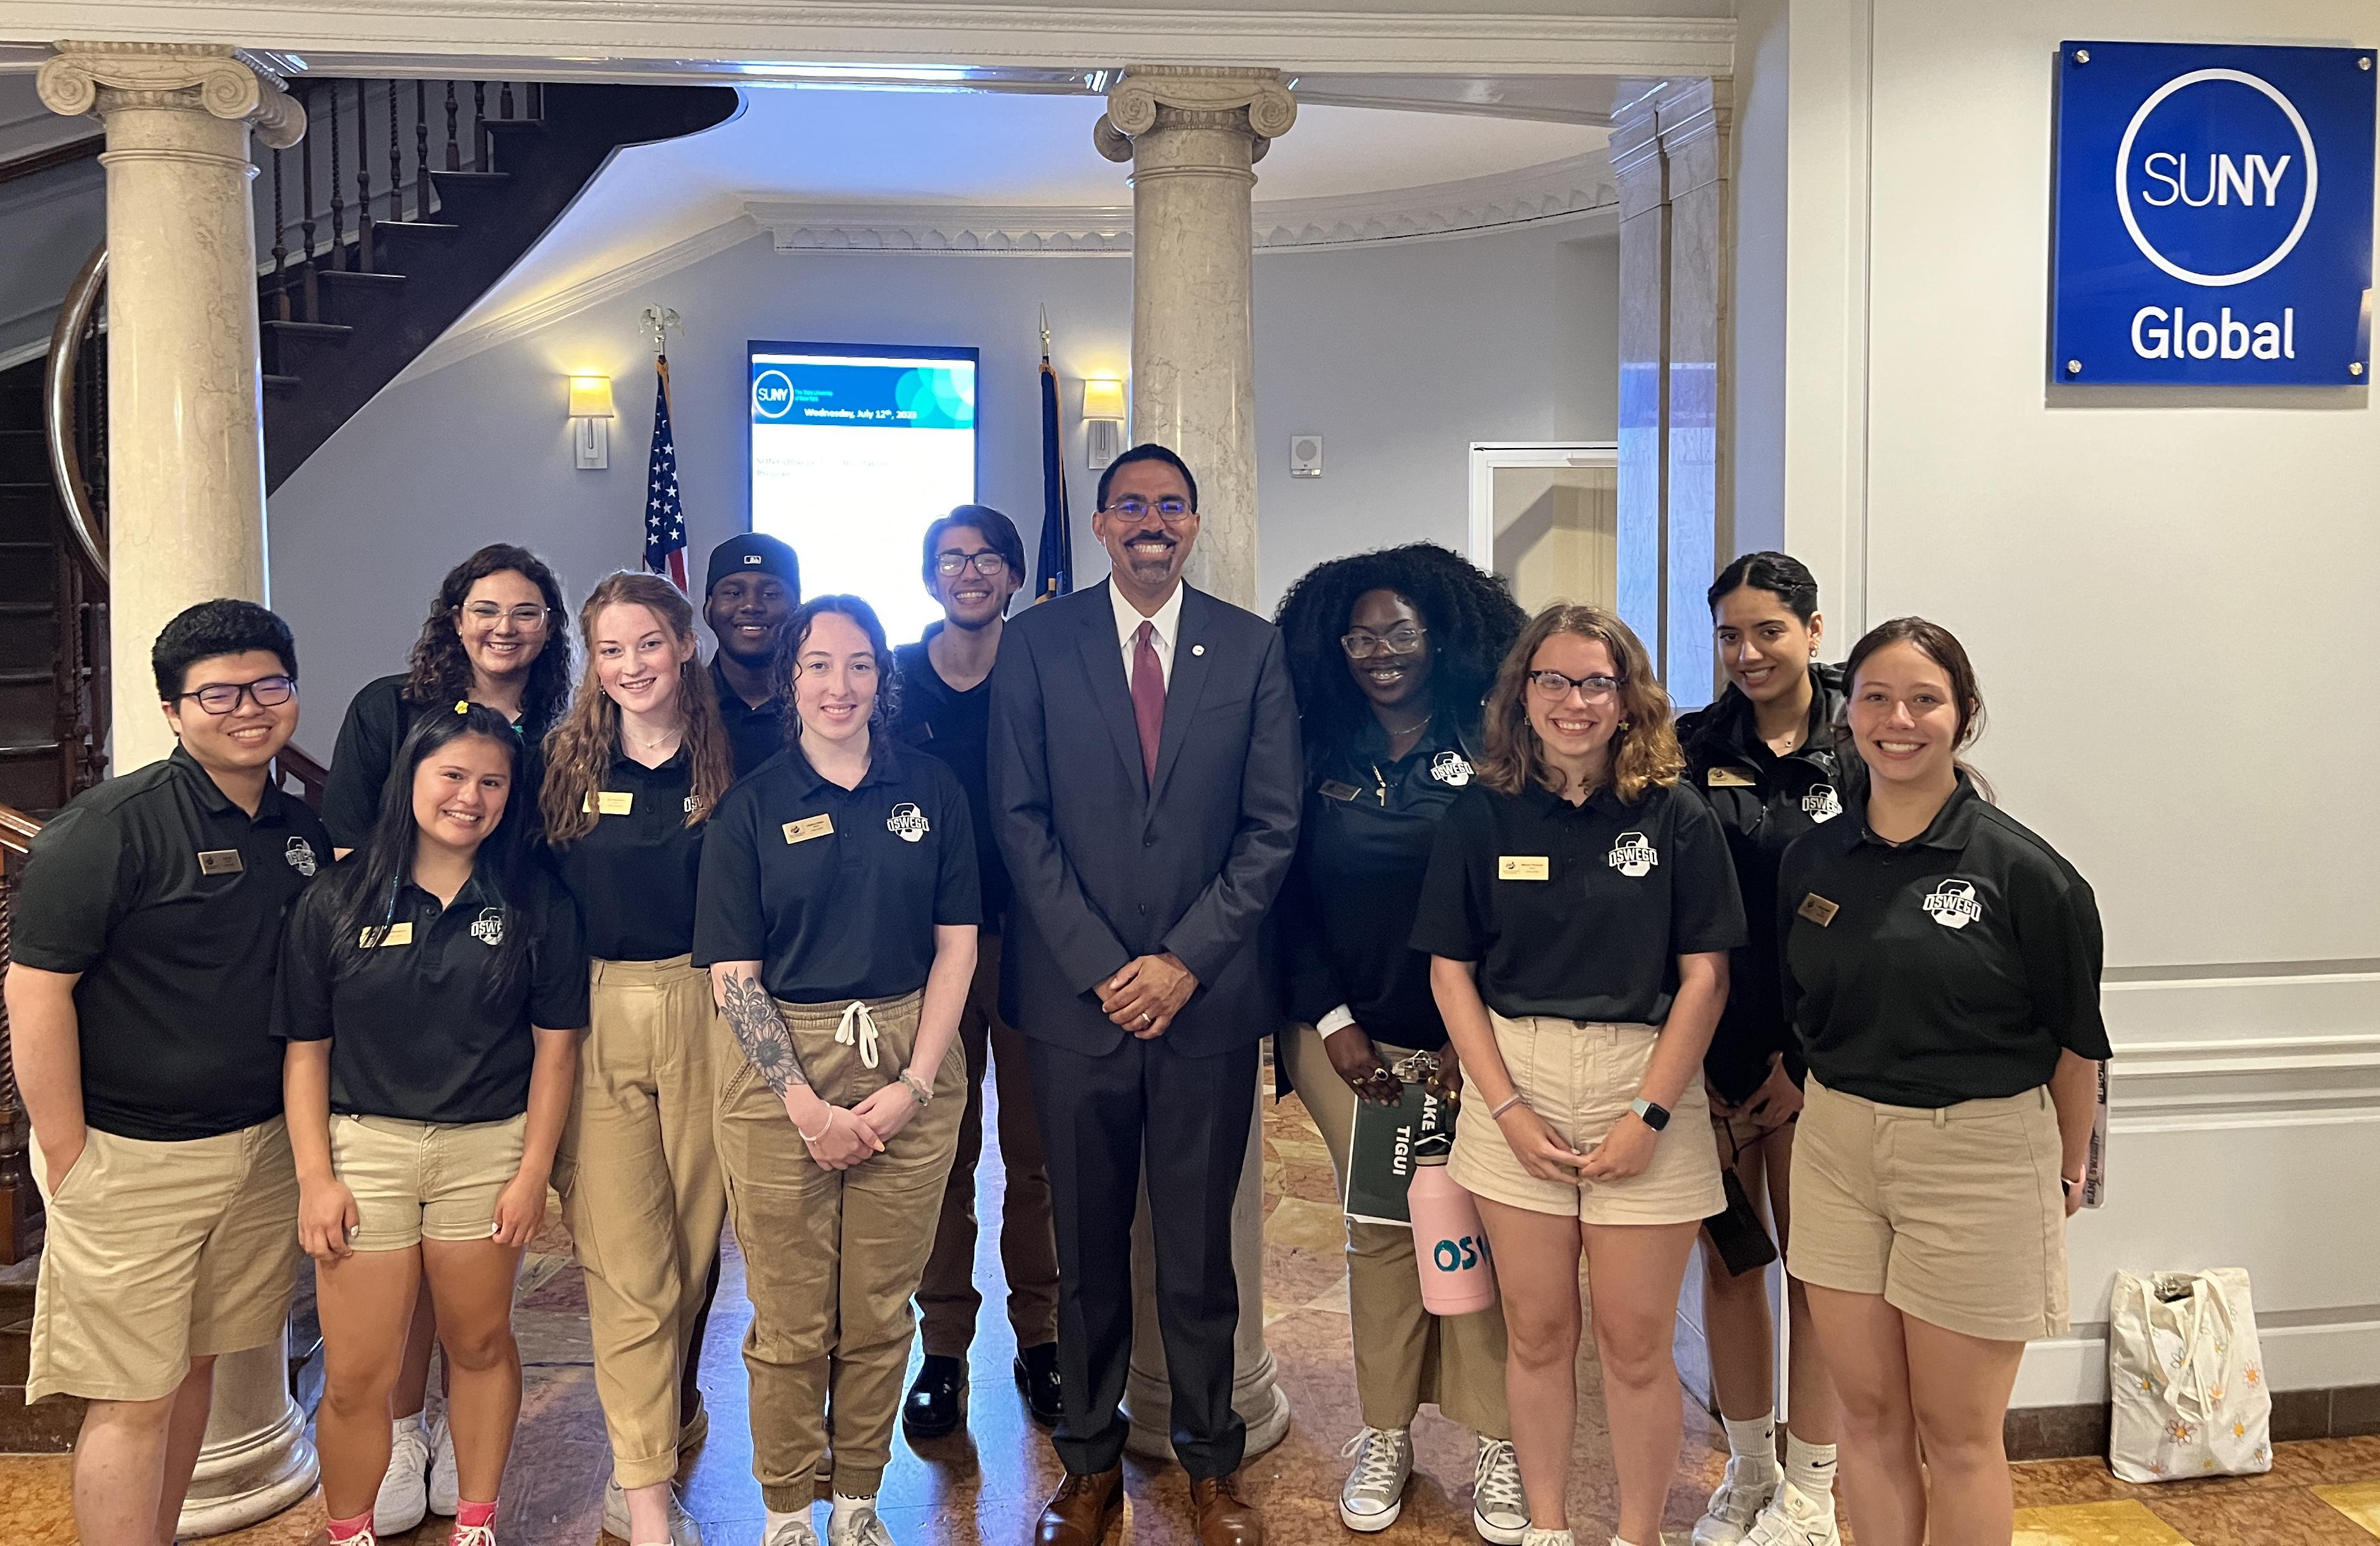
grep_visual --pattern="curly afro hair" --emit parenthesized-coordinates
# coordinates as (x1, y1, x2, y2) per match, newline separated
(1273, 542, 1529, 771)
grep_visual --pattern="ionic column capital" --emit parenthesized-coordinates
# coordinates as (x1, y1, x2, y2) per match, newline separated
(38, 41, 305, 150)
(1095, 65, 1297, 165)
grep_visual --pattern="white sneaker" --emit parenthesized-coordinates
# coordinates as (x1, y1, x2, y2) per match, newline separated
(1520, 1531, 1573, 1546)
(1337, 1426, 1413, 1532)
(1691, 1456, 1781, 1545)
(427, 1413, 461, 1516)
(827, 1504, 896, 1546)
(765, 1518, 822, 1546)
(1741, 1481, 1840, 1546)
(602, 1477, 707, 1545)
(1471, 1438, 1529, 1545)
(373, 1417, 431, 1535)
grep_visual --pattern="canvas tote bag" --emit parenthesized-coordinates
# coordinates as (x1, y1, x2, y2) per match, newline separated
(2108, 1267, 2272, 1482)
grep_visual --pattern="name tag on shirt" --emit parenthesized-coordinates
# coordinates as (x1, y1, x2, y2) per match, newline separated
(784, 815, 834, 844)
(1707, 767, 1758, 788)
(1797, 892, 1840, 927)
(587, 791, 634, 815)
(197, 848, 245, 875)
(1318, 780, 1361, 802)
(1498, 856, 1550, 881)
(359, 921, 415, 949)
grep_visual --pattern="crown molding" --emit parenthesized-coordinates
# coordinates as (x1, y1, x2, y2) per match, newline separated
(4, 4, 1733, 79)
(749, 200, 1134, 255)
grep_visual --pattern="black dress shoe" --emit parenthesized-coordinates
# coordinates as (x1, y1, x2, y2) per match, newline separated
(1015, 1341, 1064, 1428)
(903, 1353, 967, 1440)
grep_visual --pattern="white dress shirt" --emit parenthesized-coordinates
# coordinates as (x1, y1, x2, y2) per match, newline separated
(1109, 579, 1184, 691)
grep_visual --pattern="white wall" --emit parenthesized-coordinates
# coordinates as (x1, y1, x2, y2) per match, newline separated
(1753, 0, 2380, 1406)
(268, 217, 1618, 724)
(0, 77, 104, 368)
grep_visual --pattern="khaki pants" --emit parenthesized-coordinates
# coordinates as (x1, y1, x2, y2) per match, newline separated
(718, 990, 967, 1505)
(1283, 1024, 1510, 1438)
(916, 933, 1060, 1358)
(557, 956, 728, 1490)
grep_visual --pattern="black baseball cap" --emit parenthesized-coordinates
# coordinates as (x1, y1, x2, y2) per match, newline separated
(706, 533, 801, 598)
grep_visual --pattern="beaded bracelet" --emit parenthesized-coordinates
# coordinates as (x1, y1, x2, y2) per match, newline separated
(898, 1070, 935, 1106)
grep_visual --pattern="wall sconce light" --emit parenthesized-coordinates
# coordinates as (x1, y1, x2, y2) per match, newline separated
(1081, 377, 1126, 471)
(569, 374, 616, 470)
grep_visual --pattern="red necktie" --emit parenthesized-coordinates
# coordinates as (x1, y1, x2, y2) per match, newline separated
(1131, 620, 1165, 784)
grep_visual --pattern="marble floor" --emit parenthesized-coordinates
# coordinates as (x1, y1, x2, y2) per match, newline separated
(1, 1085, 2374, 1545)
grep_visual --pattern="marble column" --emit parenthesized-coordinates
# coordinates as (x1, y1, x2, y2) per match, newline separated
(38, 42, 302, 774)
(1093, 65, 1295, 1464)
(1610, 77, 1733, 710)
(37, 43, 316, 1540)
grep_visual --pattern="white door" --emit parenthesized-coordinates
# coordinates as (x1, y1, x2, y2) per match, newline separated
(1467, 444, 1620, 615)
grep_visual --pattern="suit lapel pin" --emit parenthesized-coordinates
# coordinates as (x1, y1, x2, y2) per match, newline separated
(1191, 644, 1206, 656)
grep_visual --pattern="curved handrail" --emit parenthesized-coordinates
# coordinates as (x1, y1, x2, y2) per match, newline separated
(44, 241, 108, 585)
(0, 801, 38, 860)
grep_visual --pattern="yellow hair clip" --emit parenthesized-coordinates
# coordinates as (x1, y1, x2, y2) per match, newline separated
(455, 700, 470, 715)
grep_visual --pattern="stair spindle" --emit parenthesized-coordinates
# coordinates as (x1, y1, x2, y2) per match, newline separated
(298, 91, 319, 321)
(327, 83, 345, 271)
(528, 80, 543, 118)
(444, 81, 461, 172)
(473, 82, 487, 167)
(388, 79, 404, 223)
(270, 148, 290, 321)
(415, 81, 431, 217)
(354, 80, 374, 273)
(500, 80, 514, 120)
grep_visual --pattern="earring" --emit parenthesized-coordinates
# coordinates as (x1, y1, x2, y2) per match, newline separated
(1618, 720, 1631, 732)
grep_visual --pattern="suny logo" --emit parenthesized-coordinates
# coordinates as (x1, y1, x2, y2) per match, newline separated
(751, 367, 794, 421)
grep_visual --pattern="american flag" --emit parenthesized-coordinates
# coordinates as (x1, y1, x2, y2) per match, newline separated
(642, 354, 688, 591)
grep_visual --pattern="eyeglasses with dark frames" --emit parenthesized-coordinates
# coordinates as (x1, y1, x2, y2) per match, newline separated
(177, 675, 296, 715)
(1526, 669, 1624, 702)
(1102, 495, 1193, 521)
(936, 551, 1010, 578)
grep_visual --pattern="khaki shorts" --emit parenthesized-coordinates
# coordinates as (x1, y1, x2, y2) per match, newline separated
(28, 1118, 301, 1403)
(332, 1112, 529, 1251)
(1450, 1013, 1726, 1225)
(1788, 1078, 2069, 1343)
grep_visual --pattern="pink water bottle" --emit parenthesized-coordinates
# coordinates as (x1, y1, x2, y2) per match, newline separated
(1410, 1151, 1497, 1315)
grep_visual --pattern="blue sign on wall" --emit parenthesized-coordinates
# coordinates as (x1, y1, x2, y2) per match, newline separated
(2051, 41, 2374, 386)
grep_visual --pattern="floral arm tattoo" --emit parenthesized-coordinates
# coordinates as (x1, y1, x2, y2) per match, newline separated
(722, 971, 808, 1097)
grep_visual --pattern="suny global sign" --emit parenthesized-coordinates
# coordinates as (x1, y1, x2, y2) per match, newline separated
(2050, 41, 2374, 386)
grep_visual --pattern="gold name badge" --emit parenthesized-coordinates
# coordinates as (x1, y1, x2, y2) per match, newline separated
(1707, 767, 1758, 788)
(1798, 892, 1840, 927)
(590, 791, 634, 815)
(359, 920, 416, 949)
(197, 848, 245, 875)
(1318, 779, 1361, 803)
(1498, 855, 1550, 881)
(784, 815, 834, 844)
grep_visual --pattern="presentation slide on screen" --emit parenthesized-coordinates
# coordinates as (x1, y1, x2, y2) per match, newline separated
(748, 344, 979, 644)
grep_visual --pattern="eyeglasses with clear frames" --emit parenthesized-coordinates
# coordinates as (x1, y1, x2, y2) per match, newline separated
(1102, 496, 1193, 521)
(1527, 669, 1624, 702)
(1340, 625, 1429, 658)
(178, 675, 296, 715)
(936, 551, 1010, 577)
(461, 603, 552, 630)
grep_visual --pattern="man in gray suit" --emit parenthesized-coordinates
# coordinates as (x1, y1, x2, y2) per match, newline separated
(990, 444, 1301, 1546)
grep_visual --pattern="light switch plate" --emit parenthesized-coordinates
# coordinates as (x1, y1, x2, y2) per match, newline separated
(1289, 433, 1323, 478)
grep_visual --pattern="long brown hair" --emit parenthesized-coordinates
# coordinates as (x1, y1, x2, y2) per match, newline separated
(1841, 615, 1992, 796)
(401, 544, 575, 735)
(1476, 604, 1684, 803)
(542, 572, 735, 844)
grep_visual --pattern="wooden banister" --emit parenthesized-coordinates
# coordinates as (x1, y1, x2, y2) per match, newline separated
(274, 742, 329, 814)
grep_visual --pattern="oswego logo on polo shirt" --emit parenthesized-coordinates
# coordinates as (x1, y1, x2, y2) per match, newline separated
(470, 907, 505, 946)
(1606, 831, 1658, 878)
(1923, 879, 1984, 930)
(1429, 750, 1473, 786)
(886, 803, 931, 843)
(284, 836, 319, 876)
(1801, 784, 1843, 823)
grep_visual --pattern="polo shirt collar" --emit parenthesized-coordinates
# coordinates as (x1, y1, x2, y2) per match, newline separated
(1109, 578, 1183, 655)
(1519, 775, 1624, 819)
(1709, 665, 1839, 766)
(167, 744, 286, 823)
(784, 738, 903, 796)
(397, 859, 501, 913)
(1858, 771, 1984, 852)
(711, 653, 781, 710)
(609, 739, 691, 778)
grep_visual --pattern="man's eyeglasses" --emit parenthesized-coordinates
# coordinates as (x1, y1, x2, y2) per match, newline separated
(1102, 496, 1193, 522)
(461, 603, 552, 630)
(1527, 670, 1624, 702)
(177, 675, 295, 715)
(936, 551, 1010, 578)
(1340, 625, 1429, 658)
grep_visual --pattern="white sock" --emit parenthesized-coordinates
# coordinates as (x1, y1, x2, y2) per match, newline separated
(1723, 1412, 1778, 1469)
(1785, 1432, 1838, 1505)
(829, 1492, 875, 1531)
(766, 1506, 813, 1540)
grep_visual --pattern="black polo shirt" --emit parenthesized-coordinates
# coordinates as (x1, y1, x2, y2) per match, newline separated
(1282, 719, 1481, 1051)
(11, 747, 331, 1140)
(1675, 663, 1857, 1101)
(693, 739, 979, 1003)
(892, 628, 1008, 926)
(1411, 777, 1745, 1025)
(549, 743, 706, 962)
(711, 655, 788, 779)
(274, 861, 589, 1124)
(1778, 774, 2110, 1109)
(323, 674, 549, 850)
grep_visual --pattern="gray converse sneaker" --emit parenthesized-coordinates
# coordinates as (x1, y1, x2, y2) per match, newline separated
(1691, 1456, 1781, 1545)
(826, 1504, 896, 1546)
(1337, 1426, 1413, 1532)
(601, 1478, 706, 1545)
(1471, 1438, 1528, 1545)
(1741, 1481, 1840, 1546)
